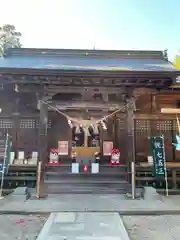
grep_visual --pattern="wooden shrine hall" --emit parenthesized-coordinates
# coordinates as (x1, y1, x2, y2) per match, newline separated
(0, 48, 180, 195)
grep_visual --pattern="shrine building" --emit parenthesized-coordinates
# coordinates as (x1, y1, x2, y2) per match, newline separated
(0, 48, 180, 195)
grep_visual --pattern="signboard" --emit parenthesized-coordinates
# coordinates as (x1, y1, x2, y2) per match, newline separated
(103, 141, 113, 156)
(58, 141, 69, 155)
(149, 136, 165, 178)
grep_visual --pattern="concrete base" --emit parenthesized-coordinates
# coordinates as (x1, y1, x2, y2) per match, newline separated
(144, 187, 161, 200)
(125, 187, 144, 199)
(13, 187, 28, 195)
(12, 187, 31, 200)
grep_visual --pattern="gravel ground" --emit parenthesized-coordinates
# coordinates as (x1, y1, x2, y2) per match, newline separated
(0, 214, 48, 240)
(123, 215, 180, 240)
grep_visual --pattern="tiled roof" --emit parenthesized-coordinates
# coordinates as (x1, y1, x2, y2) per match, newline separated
(0, 48, 176, 72)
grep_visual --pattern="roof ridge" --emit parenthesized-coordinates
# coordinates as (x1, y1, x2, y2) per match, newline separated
(4, 48, 165, 60)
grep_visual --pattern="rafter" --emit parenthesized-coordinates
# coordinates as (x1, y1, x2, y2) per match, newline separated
(0, 73, 173, 88)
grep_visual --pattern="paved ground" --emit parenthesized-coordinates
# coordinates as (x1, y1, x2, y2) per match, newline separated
(2, 214, 180, 240)
(123, 215, 180, 240)
(1, 190, 180, 239)
(0, 214, 48, 240)
(0, 193, 179, 214)
(37, 212, 129, 240)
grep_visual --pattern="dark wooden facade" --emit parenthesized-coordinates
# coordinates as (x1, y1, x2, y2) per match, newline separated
(0, 48, 180, 195)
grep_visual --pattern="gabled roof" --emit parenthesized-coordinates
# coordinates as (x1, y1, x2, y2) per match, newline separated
(0, 48, 177, 72)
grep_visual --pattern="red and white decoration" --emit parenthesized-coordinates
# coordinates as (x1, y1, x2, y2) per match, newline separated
(110, 148, 120, 165)
(48, 148, 59, 165)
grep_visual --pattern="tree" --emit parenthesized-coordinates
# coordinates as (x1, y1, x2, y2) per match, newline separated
(0, 24, 22, 55)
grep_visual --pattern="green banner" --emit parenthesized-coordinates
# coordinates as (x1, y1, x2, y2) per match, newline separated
(5, 133, 12, 174)
(149, 136, 165, 178)
(1, 133, 12, 175)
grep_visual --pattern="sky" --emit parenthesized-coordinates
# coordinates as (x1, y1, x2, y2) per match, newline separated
(0, 0, 180, 60)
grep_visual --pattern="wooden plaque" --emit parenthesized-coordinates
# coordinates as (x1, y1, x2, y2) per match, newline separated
(103, 141, 113, 156)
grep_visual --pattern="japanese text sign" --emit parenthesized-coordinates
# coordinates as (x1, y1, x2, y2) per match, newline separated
(149, 136, 165, 178)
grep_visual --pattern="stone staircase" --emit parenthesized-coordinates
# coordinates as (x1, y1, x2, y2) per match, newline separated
(44, 164, 130, 194)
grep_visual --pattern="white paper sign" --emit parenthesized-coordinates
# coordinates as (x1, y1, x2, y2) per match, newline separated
(32, 151, 38, 159)
(91, 163, 99, 174)
(147, 156, 153, 164)
(10, 152, 15, 164)
(18, 151, 24, 160)
(71, 163, 79, 174)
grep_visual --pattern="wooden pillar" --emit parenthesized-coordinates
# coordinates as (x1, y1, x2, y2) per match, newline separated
(125, 93, 135, 181)
(107, 117, 113, 140)
(38, 99, 48, 198)
(113, 114, 117, 148)
(12, 92, 20, 158)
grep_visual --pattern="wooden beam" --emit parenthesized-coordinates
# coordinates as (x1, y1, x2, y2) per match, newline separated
(169, 85, 180, 88)
(135, 113, 177, 120)
(133, 88, 157, 96)
(161, 108, 180, 114)
(38, 99, 48, 198)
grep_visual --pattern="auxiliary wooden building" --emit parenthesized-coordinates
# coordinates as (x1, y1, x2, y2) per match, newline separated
(0, 48, 180, 195)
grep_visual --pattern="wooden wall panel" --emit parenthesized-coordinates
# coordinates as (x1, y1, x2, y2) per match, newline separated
(116, 116, 126, 163)
(153, 120, 173, 161)
(0, 118, 13, 140)
(47, 113, 71, 152)
(136, 94, 152, 113)
(134, 120, 151, 162)
(134, 118, 176, 162)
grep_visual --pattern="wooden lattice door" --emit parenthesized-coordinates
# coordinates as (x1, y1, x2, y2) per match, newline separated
(134, 120, 151, 162)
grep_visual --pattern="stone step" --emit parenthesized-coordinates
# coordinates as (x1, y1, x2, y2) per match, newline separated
(45, 178, 129, 194)
(46, 185, 128, 194)
(46, 164, 127, 173)
(45, 172, 127, 179)
(45, 163, 129, 195)
(45, 179, 128, 185)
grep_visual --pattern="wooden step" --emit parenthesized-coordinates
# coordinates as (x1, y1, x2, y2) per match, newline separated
(46, 184, 129, 194)
(44, 179, 128, 184)
(45, 172, 127, 180)
(46, 164, 127, 173)
(45, 163, 129, 195)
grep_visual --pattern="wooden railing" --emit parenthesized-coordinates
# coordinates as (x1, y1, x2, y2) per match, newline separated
(136, 162, 180, 189)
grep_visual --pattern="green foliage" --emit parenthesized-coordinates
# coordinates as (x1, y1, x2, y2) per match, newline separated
(0, 24, 22, 55)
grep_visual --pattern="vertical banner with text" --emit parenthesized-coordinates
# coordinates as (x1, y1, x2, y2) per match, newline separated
(149, 136, 166, 178)
(0, 133, 12, 176)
